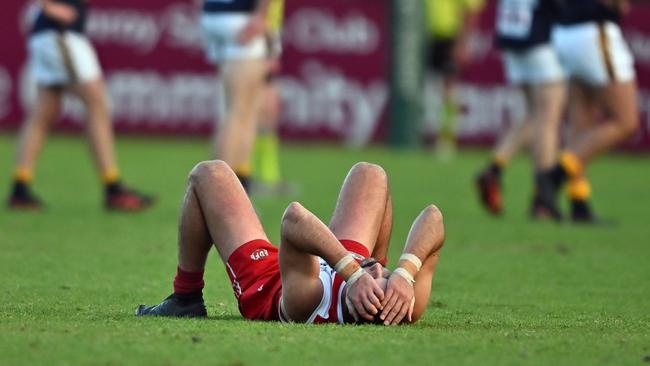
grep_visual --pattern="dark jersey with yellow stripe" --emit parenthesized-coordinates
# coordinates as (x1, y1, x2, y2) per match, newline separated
(496, 0, 559, 50)
(557, 0, 621, 25)
(32, 0, 88, 35)
(203, 0, 257, 13)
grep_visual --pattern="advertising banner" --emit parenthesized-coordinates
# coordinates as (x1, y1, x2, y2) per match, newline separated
(1, 0, 649, 150)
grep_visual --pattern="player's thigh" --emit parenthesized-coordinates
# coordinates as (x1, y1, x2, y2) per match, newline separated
(188, 160, 268, 260)
(329, 162, 388, 251)
(72, 78, 108, 108)
(32, 86, 64, 119)
(221, 59, 267, 110)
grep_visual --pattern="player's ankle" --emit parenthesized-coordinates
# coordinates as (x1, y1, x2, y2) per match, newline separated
(172, 290, 204, 305)
(11, 180, 31, 198)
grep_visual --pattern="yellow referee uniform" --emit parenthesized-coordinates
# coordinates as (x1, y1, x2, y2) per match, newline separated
(425, 0, 484, 39)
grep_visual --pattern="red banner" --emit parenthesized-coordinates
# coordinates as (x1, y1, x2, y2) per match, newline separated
(0, 0, 389, 145)
(1, 0, 649, 150)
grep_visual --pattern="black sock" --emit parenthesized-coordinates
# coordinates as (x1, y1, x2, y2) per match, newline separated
(11, 181, 30, 198)
(535, 172, 555, 204)
(105, 181, 122, 196)
(549, 164, 567, 188)
(489, 163, 502, 177)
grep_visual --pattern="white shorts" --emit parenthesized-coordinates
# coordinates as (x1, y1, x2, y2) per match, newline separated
(502, 44, 564, 85)
(552, 22, 635, 86)
(28, 30, 102, 86)
(200, 13, 268, 63)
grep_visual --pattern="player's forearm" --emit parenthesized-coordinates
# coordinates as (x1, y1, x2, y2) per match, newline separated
(396, 205, 445, 278)
(280, 202, 350, 268)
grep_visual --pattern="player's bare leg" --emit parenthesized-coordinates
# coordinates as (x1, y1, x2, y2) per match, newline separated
(543, 80, 639, 222)
(530, 82, 566, 220)
(531, 82, 566, 170)
(568, 80, 638, 162)
(8, 86, 62, 209)
(136, 160, 268, 317)
(381, 205, 445, 325)
(328, 162, 390, 254)
(213, 58, 267, 191)
(73, 79, 118, 177)
(73, 78, 154, 211)
(476, 85, 534, 215)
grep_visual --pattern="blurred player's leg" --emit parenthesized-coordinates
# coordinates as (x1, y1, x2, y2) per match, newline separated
(544, 16, 638, 222)
(72, 78, 154, 212)
(552, 80, 638, 222)
(8, 87, 62, 209)
(136, 160, 268, 317)
(213, 58, 267, 191)
(530, 81, 566, 220)
(476, 85, 534, 215)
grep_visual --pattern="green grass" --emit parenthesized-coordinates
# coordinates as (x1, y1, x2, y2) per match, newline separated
(1, 134, 649, 366)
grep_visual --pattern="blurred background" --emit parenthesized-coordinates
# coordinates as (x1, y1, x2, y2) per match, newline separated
(1, 0, 648, 151)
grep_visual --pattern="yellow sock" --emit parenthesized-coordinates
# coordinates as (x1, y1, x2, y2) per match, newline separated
(567, 178, 592, 201)
(101, 169, 120, 184)
(14, 168, 33, 183)
(234, 162, 252, 178)
(559, 151, 583, 179)
(492, 155, 507, 169)
(254, 132, 281, 184)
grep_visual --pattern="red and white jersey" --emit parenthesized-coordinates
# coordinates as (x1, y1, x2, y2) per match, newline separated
(277, 239, 374, 324)
(310, 258, 349, 324)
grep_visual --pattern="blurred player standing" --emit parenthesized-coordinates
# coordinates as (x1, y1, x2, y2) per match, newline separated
(251, 0, 294, 197)
(476, 0, 565, 217)
(424, 0, 485, 159)
(201, 0, 272, 192)
(536, 0, 639, 222)
(8, 0, 154, 211)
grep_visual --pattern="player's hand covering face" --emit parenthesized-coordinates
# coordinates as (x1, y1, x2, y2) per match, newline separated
(380, 271, 415, 326)
(345, 261, 385, 322)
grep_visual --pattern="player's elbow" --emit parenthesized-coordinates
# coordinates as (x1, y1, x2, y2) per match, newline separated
(188, 160, 231, 185)
(281, 201, 307, 231)
(350, 162, 387, 184)
(423, 204, 444, 225)
(423, 204, 445, 247)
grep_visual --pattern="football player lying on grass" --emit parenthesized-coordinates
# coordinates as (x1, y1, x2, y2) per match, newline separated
(136, 161, 445, 325)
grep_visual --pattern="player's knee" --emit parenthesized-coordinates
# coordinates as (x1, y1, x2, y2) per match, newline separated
(351, 162, 387, 183)
(188, 160, 231, 185)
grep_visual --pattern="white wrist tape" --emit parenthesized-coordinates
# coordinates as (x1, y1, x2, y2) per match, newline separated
(334, 254, 355, 274)
(399, 253, 422, 271)
(393, 267, 415, 285)
(345, 268, 366, 288)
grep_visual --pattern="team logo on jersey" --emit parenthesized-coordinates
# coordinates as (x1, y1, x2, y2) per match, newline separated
(250, 249, 269, 261)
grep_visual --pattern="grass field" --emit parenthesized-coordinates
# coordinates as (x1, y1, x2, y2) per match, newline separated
(1, 134, 649, 366)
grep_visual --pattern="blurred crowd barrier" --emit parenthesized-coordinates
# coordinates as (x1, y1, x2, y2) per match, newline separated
(1, 0, 649, 150)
